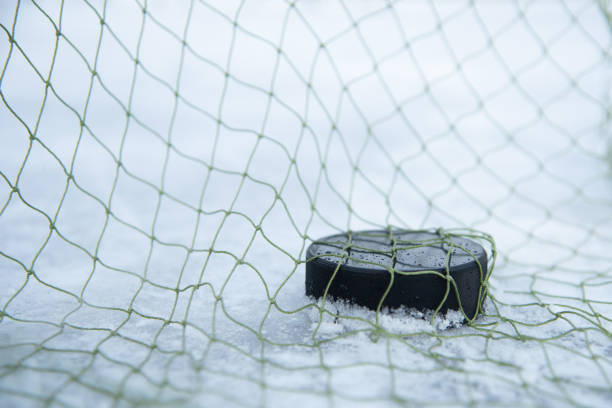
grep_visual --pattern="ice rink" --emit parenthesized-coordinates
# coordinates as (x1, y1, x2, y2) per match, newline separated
(1, 0, 611, 407)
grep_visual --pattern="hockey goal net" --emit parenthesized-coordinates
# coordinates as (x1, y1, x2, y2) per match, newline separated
(0, 1, 611, 407)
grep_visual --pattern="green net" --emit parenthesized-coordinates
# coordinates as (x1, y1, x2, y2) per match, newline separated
(1, 0, 611, 407)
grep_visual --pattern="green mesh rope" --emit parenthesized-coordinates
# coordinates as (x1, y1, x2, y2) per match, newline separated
(0, 0, 611, 407)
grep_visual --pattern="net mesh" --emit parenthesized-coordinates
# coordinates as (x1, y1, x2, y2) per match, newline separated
(1, 0, 611, 407)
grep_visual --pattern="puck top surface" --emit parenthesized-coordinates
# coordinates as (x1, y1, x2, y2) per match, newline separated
(307, 230, 487, 273)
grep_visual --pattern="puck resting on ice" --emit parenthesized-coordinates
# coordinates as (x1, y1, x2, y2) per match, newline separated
(305, 229, 488, 320)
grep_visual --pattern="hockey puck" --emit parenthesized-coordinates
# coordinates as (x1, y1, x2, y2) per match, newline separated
(305, 229, 488, 320)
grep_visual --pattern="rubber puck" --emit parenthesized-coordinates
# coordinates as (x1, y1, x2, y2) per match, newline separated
(305, 229, 488, 320)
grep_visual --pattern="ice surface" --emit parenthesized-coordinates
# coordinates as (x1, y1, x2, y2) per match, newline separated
(1, 0, 611, 407)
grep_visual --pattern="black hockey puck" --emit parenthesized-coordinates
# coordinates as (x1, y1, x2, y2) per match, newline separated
(305, 229, 488, 320)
